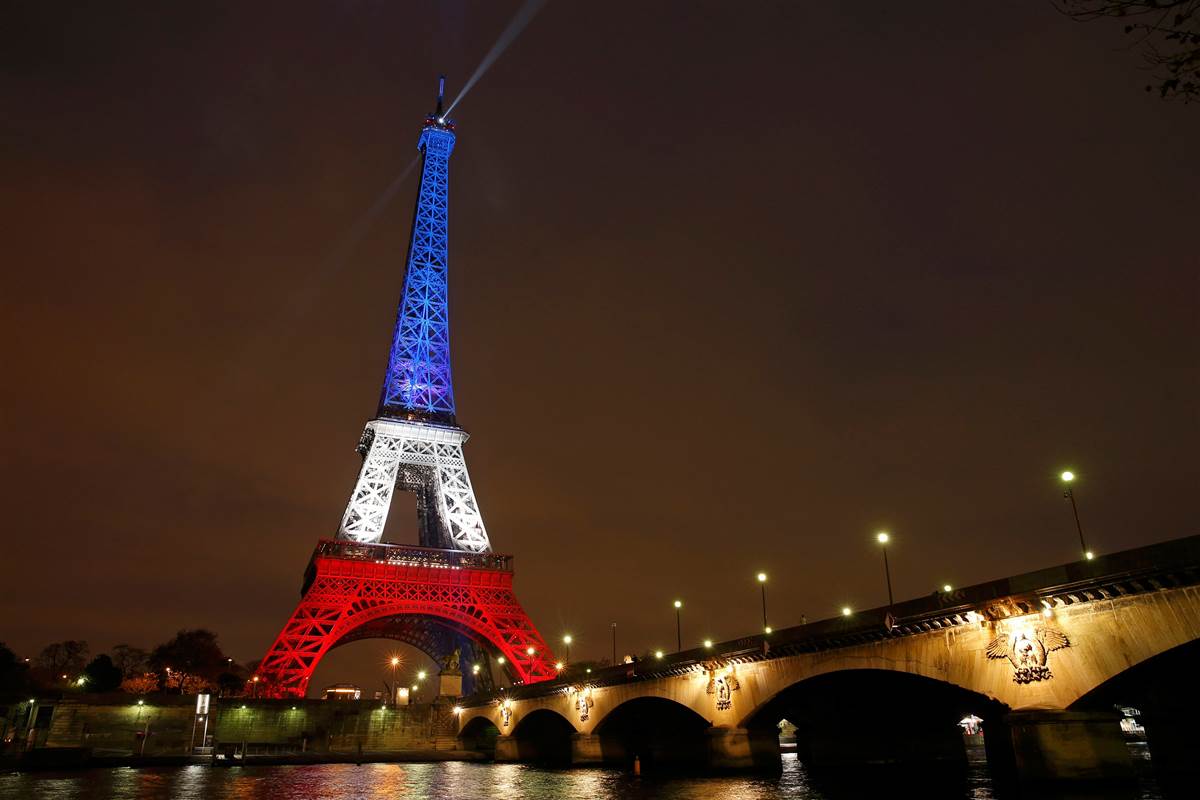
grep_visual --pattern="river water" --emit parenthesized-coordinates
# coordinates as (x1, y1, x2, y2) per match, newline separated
(0, 753, 1164, 799)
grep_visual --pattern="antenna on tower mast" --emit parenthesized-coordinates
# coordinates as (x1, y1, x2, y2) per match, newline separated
(435, 75, 446, 119)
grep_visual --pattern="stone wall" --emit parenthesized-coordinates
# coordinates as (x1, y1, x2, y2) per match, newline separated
(41, 695, 456, 756)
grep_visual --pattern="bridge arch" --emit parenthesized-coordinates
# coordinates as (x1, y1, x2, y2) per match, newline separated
(1050, 588, 1200, 709)
(458, 714, 501, 756)
(740, 669, 1007, 772)
(1066, 638, 1200, 791)
(508, 708, 576, 764)
(593, 696, 712, 770)
(1068, 638, 1200, 712)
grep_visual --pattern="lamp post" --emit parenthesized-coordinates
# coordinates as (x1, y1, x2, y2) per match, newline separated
(673, 600, 682, 651)
(1060, 471, 1092, 560)
(611, 622, 617, 665)
(876, 532, 894, 606)
(562, 634, 572, 663)
(756, 572, 768, 632)
(389, 656, 400, 704)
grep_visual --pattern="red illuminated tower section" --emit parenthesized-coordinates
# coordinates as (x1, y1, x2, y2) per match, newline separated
(256, 79, 556, 698)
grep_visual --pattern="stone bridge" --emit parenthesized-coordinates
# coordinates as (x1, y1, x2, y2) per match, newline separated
(458, 535, 1200, 789)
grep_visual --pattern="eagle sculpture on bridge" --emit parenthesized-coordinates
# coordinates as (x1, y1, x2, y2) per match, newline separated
(986, 626, 1070, 683)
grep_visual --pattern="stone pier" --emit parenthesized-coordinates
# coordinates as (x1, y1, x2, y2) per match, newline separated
(705, 727, 780, 772)
(570, 733, 604, 765)
(493, 735, 519, 762)
(998, 710, 1134, 786)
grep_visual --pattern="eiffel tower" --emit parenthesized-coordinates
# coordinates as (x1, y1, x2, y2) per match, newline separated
(257, 78, 556, 698)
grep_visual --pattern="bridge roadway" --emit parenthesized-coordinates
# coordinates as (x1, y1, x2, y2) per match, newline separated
(457, 534, 1200, 789)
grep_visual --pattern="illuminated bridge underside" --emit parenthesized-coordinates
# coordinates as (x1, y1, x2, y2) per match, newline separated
(259, 540, 556, 698)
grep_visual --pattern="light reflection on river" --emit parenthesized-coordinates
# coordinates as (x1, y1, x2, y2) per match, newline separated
(0, 753, 1163, 799)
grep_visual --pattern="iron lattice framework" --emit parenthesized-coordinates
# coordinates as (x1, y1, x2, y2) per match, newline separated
(257, 80, 554, 697)
(380, 119, 456, 422)
(258, 542, 556, 697)
(337, 419, 489, 551)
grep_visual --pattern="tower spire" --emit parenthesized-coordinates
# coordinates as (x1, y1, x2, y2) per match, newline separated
(377, 77, 458, 424)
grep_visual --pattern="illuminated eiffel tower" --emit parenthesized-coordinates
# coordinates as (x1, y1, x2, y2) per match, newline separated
(258, 78, 556, 698)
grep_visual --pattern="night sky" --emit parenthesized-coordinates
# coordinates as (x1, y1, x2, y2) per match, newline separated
(3, 2, 1197, 693)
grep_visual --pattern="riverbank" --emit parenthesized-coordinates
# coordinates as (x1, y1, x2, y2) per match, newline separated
(3, 747, 487, 772)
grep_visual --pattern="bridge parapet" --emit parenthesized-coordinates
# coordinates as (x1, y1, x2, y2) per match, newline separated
(457, 534, 1200, 789)
(462, 534, 1200, 708)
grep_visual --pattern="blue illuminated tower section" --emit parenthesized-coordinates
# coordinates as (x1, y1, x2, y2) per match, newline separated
(380, 88, 457, 424)
(336, 78, 491, 553)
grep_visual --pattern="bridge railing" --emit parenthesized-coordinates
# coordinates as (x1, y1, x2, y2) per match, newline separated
(459, 533, 1200, 707)
(312, 538, 513, 572)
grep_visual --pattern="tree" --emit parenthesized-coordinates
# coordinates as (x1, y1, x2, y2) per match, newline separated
(149, 630, 227, 694)
(36, 640, 90, 681)
(120, 672, 159, 695)
(1057, 1, 1200, 101)
(110, 644, 149, 677)
(216, 672, 244, 697)
(0, 641, 31, 693)
(83, 655, 124, 693)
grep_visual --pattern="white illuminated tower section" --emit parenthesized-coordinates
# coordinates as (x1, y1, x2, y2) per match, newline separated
(337, 78, 489, 552)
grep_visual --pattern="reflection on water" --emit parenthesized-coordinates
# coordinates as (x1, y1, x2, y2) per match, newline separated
(0, 754, 1163, 800)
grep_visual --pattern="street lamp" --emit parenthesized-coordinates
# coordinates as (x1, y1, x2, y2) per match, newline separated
(876, 531, 894, 606)
(757, 572, 769, 633)
(562, 634, 572, 663)
(673, 600, 683, 651)
(389, 656, 400, 704)
(1060, 471, 1093, 560)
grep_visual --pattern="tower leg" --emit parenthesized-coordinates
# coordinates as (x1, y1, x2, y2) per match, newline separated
(257, 590, 355, 698)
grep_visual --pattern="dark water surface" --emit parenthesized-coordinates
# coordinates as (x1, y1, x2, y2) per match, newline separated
(0, 753, 1163, 799)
